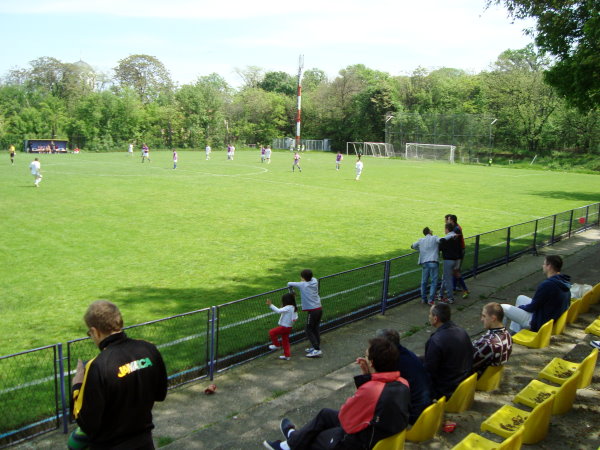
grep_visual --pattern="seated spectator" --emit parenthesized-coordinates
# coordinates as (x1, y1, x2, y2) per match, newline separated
(502, 255, 571, 333)
(263, 337, 410, 450)
(472, 302, 512, 376)
(423, 303, 472, 400)
(373, 329, 433, 424)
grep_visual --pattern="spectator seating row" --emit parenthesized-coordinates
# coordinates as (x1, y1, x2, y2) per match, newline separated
(454, 347, 597, 449)
(452, 295, 599, 450)
(378, 284, 599, 449)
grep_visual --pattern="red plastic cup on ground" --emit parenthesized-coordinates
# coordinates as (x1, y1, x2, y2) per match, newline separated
(442, 421, 456, 433)
(204, 384, 217, 395)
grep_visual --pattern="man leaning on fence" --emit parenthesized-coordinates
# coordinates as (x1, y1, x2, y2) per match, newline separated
(68, 300, 167, 450)
(411, 227, 440, 305)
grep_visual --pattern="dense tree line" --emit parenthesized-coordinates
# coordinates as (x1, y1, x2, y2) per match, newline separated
(0, 50, 598, 155)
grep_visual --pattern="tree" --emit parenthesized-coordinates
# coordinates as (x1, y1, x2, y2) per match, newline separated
(483, 46, 560, 152)
(259, 71, 296, 96)
(487, 0, 599, 110)
(113, 54, 173, 103)
(234, 66, 264, 89)
(302, 68, 328, 91)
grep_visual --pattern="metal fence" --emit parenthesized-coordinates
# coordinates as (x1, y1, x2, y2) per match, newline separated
(1, 202, 598, 447)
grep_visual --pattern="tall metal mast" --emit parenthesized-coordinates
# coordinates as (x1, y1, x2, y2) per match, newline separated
(295, 55, 304, 150)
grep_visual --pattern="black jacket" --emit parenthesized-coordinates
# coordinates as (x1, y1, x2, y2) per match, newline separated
(72, 332, 168, 449)
(439, 235, 462, 260)
(423, 321, 473, 400)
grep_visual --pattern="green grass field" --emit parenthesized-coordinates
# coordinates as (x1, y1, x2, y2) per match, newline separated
(1, 149, 598, 355)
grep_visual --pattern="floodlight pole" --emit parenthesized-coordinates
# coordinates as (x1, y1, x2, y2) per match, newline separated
(295, 55, 304, 150)
(385, 113, 394, 145)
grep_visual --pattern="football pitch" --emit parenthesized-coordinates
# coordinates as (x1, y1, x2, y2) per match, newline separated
(1, 149, 598, 355)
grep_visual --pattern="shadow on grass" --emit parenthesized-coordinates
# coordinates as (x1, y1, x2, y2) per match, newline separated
(530, 191, 600, 203)
(110, 247, 417, 320)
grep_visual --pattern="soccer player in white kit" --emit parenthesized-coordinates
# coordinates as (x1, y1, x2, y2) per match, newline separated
(205, 145, 211, 160)
(265, 146, 272, 164)
(355, 156, 363, 181)
(30, 157, 42, 187)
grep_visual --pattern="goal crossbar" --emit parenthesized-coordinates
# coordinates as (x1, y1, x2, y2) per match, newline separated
(405, 143, 456, 163)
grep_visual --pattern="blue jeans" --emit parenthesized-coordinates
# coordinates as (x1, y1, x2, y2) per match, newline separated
(420, 262, 439, 302)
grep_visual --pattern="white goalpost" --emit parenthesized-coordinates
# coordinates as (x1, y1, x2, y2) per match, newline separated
(404, 143, 456, 163)
(346, 142, 395, 157)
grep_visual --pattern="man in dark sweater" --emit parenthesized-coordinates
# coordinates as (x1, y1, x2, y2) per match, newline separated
(502, 255, 571, 333)
(69, 300, 167, 450)
(423, 303, 473, 400)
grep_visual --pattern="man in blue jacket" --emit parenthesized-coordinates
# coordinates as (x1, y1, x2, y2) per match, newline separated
(502, 255, 571, 333)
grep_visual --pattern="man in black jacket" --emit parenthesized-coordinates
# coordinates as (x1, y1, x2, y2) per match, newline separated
(438, 223, 462, 303)
(423, 303, 472, 400)
(69, 300, 167, 450)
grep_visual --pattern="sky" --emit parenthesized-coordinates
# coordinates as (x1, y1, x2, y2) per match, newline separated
(0, 0, 536, 88)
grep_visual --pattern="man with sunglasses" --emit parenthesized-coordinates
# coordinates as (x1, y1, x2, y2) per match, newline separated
(69, 300, 167, 450)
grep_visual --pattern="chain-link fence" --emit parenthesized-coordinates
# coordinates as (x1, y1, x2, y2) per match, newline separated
(2, 203, 599, 446)
(0, 345, 60, 448)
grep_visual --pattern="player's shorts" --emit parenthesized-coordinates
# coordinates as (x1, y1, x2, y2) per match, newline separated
(356, 169, 362, 175)
(10, 152, 15, 157)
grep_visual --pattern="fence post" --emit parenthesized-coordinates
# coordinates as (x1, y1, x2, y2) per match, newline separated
(381, 260, 391, 315)
(208, 306, 217, 381)
(585, 206, 589, 227)
(550, 215, 557, 244)
(473, 235, 480, 277)
(568, 209, 574, 238)
(505, 227, 511, 265)
(532, 219, 538, 255)
(57, 343, 69, 434)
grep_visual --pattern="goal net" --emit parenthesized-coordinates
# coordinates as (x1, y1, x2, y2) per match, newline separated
(405, 143, 456, 163)
(346, 142, 395, 157)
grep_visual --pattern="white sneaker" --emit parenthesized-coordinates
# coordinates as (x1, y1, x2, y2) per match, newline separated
(279, 356, 291, 361)
(590, 341, 600, 350)
(306, 349, 322, 358)
(269, 345, 279, 350)
(304, 348, 314, 353)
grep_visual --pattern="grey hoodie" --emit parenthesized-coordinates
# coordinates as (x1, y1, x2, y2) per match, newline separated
(288, 277, 321, 310)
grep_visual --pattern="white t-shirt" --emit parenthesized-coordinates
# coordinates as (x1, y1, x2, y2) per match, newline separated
(356, 161, 364, 171)
(269, 304, 298, 327)
(205, 146, 211, 153)
(265, 148, 272, 157)
(30, 161, 41, 175)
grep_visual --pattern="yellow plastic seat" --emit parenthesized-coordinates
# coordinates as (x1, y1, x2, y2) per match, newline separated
(446, 373, 478, 413)
(476, 365, 505, 392)
(591, 282, 600, 304)
(512, 319, 553, 349)
(567, 298, 582, 324)
(538, 347, 598, 389)
(513, 370, 580, 415)
(372, 429, 406, 450)
(405, 396, 445, 442)
(552, 309, 568, 335)
(584, 319, 600, 337)
(480, 395, 554, 444)
(579, 290, 594, 314)
(451, 428, 524, 450)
